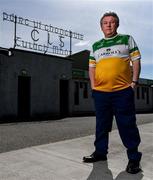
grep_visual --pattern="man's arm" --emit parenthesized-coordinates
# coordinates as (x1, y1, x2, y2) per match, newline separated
(131, 59, 141, 88)
(89, 67, 95, 89)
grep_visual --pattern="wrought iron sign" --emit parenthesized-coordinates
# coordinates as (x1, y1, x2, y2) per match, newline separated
(3, 12, 84, 56)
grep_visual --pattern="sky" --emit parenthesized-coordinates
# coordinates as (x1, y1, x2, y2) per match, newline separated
(0, 0, 153, 80)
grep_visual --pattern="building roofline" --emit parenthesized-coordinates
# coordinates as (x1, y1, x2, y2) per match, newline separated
(0, 47, 72, 61)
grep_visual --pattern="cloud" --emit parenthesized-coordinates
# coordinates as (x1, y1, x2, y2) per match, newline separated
(74, 40, 90, 47)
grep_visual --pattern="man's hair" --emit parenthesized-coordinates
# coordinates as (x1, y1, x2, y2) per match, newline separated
(100, 12, 119, 27)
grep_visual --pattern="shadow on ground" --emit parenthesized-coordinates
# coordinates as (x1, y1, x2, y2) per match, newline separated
(87, 161, 143, 180)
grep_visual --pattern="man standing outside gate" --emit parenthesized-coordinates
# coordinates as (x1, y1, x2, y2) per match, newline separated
(83, 12, 142, 174)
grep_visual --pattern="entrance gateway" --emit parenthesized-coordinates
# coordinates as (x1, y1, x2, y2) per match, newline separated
(1, 12, 84, 119)
(2, 12, 84, 56)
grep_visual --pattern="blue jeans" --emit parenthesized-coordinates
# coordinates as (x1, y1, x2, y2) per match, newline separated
(92, 87, 142, 161)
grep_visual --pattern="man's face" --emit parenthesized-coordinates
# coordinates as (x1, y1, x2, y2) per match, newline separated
(101, 16, 118, 38)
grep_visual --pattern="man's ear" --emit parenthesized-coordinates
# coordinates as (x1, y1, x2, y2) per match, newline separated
(100, 25, 103, 32)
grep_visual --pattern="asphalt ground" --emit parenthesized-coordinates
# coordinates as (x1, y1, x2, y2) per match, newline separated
(0, 120, 152, 180)
(0, 114, 152, 153)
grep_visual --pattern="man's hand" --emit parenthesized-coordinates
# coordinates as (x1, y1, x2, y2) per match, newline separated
(130, 82, 137, 89)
